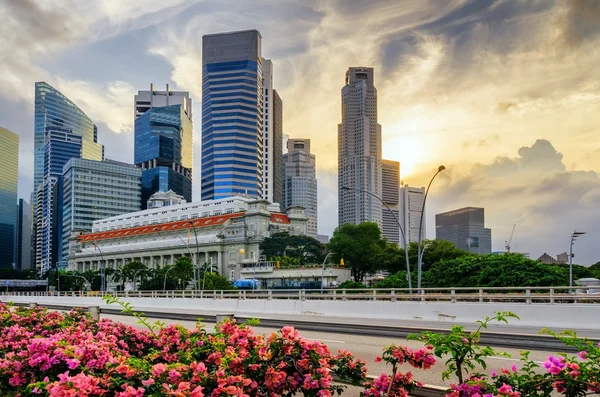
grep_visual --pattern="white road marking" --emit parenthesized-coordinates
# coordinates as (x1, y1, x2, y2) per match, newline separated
(319, 339, 346, 344)
(489, 356, 543, 364)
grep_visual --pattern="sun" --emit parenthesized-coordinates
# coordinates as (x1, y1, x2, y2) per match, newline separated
(382, 134, 430, 180)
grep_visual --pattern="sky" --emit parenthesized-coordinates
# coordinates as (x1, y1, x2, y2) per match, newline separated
(1, 0, 600, 264)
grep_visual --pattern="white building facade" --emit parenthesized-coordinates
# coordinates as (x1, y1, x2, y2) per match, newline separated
(282, 139, 318, 238)
(399, 185, 426, 248)
(134, 84, 192, 120)
(68, 197, 308, 282)
(381, 159, 400, 244)
(338, 67, 382, 228)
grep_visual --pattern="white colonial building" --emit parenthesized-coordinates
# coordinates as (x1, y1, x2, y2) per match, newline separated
(68, 197, 308, 281)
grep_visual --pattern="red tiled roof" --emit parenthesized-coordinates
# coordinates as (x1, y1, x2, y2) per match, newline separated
(79, 212, 245, 242)
(271, 213, 290, 224)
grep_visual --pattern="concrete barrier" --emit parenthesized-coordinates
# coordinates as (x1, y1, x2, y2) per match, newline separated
(3, 295, 600, 330)
(216, 314, 234, 322)
(88, 306, 101, 321)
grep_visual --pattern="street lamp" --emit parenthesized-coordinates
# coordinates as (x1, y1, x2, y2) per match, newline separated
(321, 252, 335, 293)
(163, 266, 174, 291)
(133, 268, 145, 291)
(186, 221, 201, 290)
(60, 274, 91, 291)
(175, 234, 196, 288)
(569, 230, 586, 294)
(341, 185, 412, 294)
(93, 241, 106, 293)
(417, 165, 445, 294)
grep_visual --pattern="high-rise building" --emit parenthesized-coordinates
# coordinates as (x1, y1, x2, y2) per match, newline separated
(260, 61, 284, 205)
(272, 90, 283, 205)
(338, 67, 382, 228)
(283, 139, 318, 238)
(399, 185, 426, 248)
(15, 199, 32, 271)
(381, 160, 400, 244)
(0, 127, 18, 269)
(134, 84, 192, 120)
(37, 129, 83, 274)
(33, 82, 103, 272)
(201, 30, 264, 200)
(134, 104, 193, 206)
(61, 159, 142, 261)
(435, 207, 492, 254)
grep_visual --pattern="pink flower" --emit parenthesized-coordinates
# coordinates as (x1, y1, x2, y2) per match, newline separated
(141, 379, 155, 386)
(151, 363, 167, 376)
(374, 356, 382, 363)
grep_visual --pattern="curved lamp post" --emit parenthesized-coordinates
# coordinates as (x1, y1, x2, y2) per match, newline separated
(93, 241, 106, 293)
(320, 251, 335, 293)
(163, 266, 174, 291)
(132, 268, 145, 291)
(176, 234, 197, 287)
(187, 221, 201, 290)
(60, 274, 91, 291)
(569, 230, 586, 294)
(341, 186, 412, 294)
(417, 165, 446, 294)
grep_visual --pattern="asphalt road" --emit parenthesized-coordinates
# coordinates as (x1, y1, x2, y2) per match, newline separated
(102, 313, 563, 389)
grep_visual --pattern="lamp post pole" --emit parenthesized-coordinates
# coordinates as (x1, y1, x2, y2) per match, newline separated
(417, 165, 445, 295)
(163, 266, 174, 291)
(187, 221, 201, 290)
(93, 241, 106, 293)
(341, 186, 412, 294)
(569, 230, 586, 294)
(176, 235, 196, 287)
(320, 252, 335, 294)
(133, 269, 144, 291)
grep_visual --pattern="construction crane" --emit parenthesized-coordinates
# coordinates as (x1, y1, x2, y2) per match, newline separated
(505, 224, 516, 253)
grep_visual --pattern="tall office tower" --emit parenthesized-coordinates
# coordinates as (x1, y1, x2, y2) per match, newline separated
(33, 82, 103, 269)
(283, 139, 317, 237)
(15, 199, 32, 270)
(134, 104, 193, 206)
(0, 127, 18, 269)
(435, 207, 492, 254)
(61, 159, 142, 261)
(37, 129, 82, 274)
(260, 60, 284, 204)
(272, 90, 283, 205)
(338, 67, 382, 227)
(202, 30, 264, 200)
(134, 84, 192, 119)
(381, 160, 400, 244)
(399, 185, 426, 248)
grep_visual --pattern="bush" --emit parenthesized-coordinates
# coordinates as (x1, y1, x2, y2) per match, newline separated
(337, 280, 367, 289)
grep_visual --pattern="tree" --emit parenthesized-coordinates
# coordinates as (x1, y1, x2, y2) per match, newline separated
(375, 271, 409, 289)
(202, 272, 235, 290)
(172, 257, 194, 289)
(337, 280, 366, 289)
(328, 222, 387, 282)
(259, 232, 290, 259)
(139, 267, 177, 290)
(260, 232, 324, 265)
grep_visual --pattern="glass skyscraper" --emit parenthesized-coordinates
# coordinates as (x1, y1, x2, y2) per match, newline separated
(0, 127, 19, 269)
(34, 82, 103, 273)
(37, 129, 82, 274)
(201, 30, 264, 200)
(134, 104, 193, 206)
(62, 159, 142, 261)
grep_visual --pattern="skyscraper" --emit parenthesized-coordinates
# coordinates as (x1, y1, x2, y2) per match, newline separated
(260, 60, 284, 205)
(15, 199, 32, 271)
(62, 159, 142, 261)
(381, 160, 400, 244)
(435, 207, 492, 253)
(338, 67, 382, 227)
(0, 127, 18, 269)
(33, 82, 103, 272)
(37, 129, 83, 274)
(283, 139, 318, 237)
(134, 103, 193, 206)
(399, 185, 426, 248)
(134, 84, 192, 119)
(201, 30, 264, 200)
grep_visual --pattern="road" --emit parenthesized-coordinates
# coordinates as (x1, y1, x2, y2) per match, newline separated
(102, 313, 560, 389)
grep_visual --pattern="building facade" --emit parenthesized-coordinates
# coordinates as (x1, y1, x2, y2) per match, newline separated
(272, 90, 284, 205)
(201, 30, 264, 200)
(33, 82, 103, 272)
(147, 190, 187, 209)
(381, 160, 400, 244)
(15, 199, 32, 271)
(68, 198, 308, 283)
(134, 104, 193, 206)
(435, 207, 492, 254)
(134, 84, 192, 120)
(338, 67, 382, 228)
(0, 127, 18, 269)
(399, 185, 426, 248)
(61, 159, 142, 262)
(283, 139, 318, 238)
(37, 130, 83, 274)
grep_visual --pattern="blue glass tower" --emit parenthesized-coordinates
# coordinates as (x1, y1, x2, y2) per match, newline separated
(134, 105, 192, 206)
(34, 82, 103, 273)
(0, 128, 19, 269)
(201, 30, 263, 200)
(37, 129, 82, 274)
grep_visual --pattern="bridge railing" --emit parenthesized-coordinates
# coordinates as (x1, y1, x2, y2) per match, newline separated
(2, 286, 600, 303)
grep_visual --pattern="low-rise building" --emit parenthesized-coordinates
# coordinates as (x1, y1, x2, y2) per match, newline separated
(68, 197, 308, 282)
(239, 260, 351, 289)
